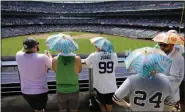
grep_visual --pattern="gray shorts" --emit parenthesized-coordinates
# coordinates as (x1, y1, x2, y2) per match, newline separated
(57, 91, 79, 111)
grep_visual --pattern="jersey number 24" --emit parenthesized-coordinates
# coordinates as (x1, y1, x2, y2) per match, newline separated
(134, 90, 162, 108)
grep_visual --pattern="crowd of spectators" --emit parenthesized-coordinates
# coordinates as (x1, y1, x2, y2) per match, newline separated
(1, 1, 184, 39)
(1, 25, 161, 39)
(1, 17, 182, 28)
(1, 1, 184, 13)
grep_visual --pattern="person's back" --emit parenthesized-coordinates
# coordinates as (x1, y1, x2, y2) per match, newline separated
(114, 74, 174, 111)
(85, 37, 118, 112)
(86, 51, 118, 93)
(16, 51, 51, 94)
(52, 53, 82, 112)
(16, 37, 52, 112)
(164, 49, 184, 102)
(86, 51, 118, 112)
(56, 55, 79, 93)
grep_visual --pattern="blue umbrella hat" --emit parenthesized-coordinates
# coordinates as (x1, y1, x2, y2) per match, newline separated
(46, 33, 78, 54)
(90, 37, 114, 53)
(125, 47, 172, 79)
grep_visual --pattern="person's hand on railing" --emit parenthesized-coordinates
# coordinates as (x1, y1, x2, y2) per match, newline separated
(44, 50, 52, 58)
(44, 50, 53, 69)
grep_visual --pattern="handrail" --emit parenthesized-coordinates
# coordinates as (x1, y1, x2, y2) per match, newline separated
(1, 58, 137, 96)
(1, 58, 125, 67)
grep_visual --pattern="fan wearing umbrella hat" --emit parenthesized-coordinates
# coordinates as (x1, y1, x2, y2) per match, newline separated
(113, 47, 175, 111)
(153, 30, 184, 55)
(167, 30, 185, 112)
(46, 33, 82, 112)
(153, 32, 184, 111)
(84, 37, 118, 112)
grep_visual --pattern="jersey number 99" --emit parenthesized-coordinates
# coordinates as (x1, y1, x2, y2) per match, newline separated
(99, 61, 114, 74)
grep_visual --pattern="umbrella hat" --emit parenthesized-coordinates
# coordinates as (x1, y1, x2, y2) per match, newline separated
(90, 37, 114, 53)
(125, 47, 166, 69)
(46, 33, 78, 54)
(129, 53, 172, 79)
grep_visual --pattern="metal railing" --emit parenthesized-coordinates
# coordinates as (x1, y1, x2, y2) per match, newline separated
(1, 58, 136, 96)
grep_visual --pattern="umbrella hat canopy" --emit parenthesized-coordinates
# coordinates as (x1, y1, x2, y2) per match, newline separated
(153, 32, 184, 45)
(125, 47, 166, 69)
(90, 37, 104, 44)
(46, 33, 78, 54)
(90, 37, 114, 53)
(129, 53, 172, 79)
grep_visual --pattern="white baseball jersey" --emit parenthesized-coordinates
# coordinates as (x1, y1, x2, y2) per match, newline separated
(85, 51, 118, 94)
(164, 48, 184, 102)
(113, 74, 175, 111)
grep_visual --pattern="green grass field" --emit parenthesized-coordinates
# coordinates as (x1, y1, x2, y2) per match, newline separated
(2, 32, 156, 56)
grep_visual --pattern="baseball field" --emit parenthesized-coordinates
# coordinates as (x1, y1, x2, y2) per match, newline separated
(2, 31, 156, 56)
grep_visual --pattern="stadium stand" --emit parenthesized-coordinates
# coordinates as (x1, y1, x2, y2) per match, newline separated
(1, 17, 181, 27)
(1, 25, 160, 39)
(1, 1, 184, 13)
(1, 1, 184, 39)
(1, 2, 184, 111)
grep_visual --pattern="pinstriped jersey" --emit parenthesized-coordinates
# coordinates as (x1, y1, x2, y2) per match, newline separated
(113, 74, 175, 111)
(85, 51, 118, 94)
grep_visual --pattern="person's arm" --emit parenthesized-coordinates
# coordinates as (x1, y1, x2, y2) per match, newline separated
(52, 56, 57, 73)
(84, 53, 94, 67)
(112, 98, 130, 108)
(43, 51, 52, 69)
(45, 50, 52, 62)
(165, 58, 184, 92)
(114, 53, 119, 67)
(164, 83, 175, 106)
(15, 51, 21, 61)
(21, 47, 24, 51)
(112, 78, 131, 108)
(75, 56, 82, 73)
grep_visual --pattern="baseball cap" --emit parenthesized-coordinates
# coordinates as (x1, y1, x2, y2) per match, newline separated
(23, 37, 39, 49)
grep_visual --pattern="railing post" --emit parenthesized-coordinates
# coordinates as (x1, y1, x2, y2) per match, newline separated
(16, 66, 21, 86)
(88, 68, 93, 96)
